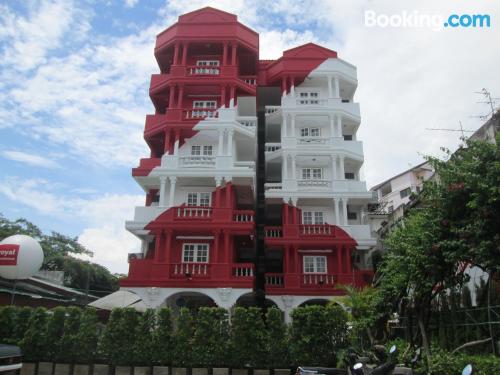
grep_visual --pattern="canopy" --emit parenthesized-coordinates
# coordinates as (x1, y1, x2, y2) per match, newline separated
(88, 290, 147, 311)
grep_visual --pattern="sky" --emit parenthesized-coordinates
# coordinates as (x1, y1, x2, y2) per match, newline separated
(0, 0, 499, 274)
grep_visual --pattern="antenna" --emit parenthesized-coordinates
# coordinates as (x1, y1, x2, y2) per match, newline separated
(426, 121, 474, 139)
(474, 88, 499, 120)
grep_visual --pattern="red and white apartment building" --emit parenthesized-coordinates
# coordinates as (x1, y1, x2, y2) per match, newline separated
(121, 7, 376, 321)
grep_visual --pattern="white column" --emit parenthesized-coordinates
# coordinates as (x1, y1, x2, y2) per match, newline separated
(282, 114, 288, 137)
(339, 155, 345, 179)
(342, 198, 348, 225)
(334, 75, 340, 98)
(174, 138, 180, 155)
(218, 129, 224, 155)
(159, 176, 167, 207)
(291, 114, 296, 137)
(227, 129, 234, 156)
(168, 176, 177, 208)
(329, 114, 335, 137)
(327, 75, 333, 98)
(282, 153, 288, 179)
(336, 114, 342, 137)
(291, 155, 297, 180)
(334, 198, 340, 225)
(331, 155, 337, 181)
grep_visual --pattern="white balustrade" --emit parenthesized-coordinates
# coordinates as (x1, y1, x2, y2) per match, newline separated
(233, 266, 254, 277)
(174, 263, 208, 276)
(300, 224, 332, 235)
(297, 137, 330, 145)
(265, 143, 281, 152)
(265, 274, 284, 286)
(298, 179, 331, 187)
(264, 183, 282, 190)
(265, 106, 280, 115)
(302, 274, 336, 285)
(176, 207, 212, 218)
(179, 156, 215, 167)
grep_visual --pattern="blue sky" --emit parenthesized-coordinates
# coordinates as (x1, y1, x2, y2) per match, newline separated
(1, 0, 499, 273)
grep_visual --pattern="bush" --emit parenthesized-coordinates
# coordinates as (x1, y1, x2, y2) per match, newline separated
(428, 348, 500, 375)
(172, 308, 193, 367)
(230, 307, 267, 368)
(0, 306, 18, 344)
(99, 308, 124, 364)
(58, 307, 82, 362)
(14, 306, 33, 344)
(154, 307, 174, 365)
(192, 307, 230, 367)
(266, 308, 289, 368)
(289, 304, 349, 366)
(20, 307, 49, 362)
(133, 308, 156, 365)
(74, 308, 99, 363)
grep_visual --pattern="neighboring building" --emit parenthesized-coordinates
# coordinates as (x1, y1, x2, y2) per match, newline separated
(370, 161, 434, 218)
(120, 7, 377, 320)
(470, 109, 499, 143)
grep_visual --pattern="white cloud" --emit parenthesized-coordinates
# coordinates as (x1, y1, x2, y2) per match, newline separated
(1, 150, 59, 169)
(124, 0, 139, 8)
(0, 177, 142, 273)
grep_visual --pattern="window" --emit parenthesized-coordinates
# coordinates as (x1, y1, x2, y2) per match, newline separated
(300, 127, 321, 137)
(182, 243, 209, 263)
(303, 256, 327, 273)
(400, 187, 411, 199)
(192, 145, 212, 156)
(345, 172, 355, 180)
(191, 145, 201, 155)
(187, 192, 211, 207)
(194, 61, 220, 75)
(347, 212, 357, 220)
(192, 101, 217, 118)
(301, 168, 323, 180)
(303, 211, 324, 225)
(196, 60, 220, 66)
(203, 145, 213, 156)
(343, 135, 353, 141)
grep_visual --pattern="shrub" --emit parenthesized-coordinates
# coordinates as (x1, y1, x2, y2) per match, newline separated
(46, 307, 67, 361)
(172, 308, 193, 367)
(20, 307, 49, 362)
(14, 306, 33, 344)
(289, 304, 349, 366)
(191, 307, 230, 367)
(74, 308, 99, 363)
(230, 307, 267, 368)
(428, 348, 500, 375)
(154, 307, 174, 365)
(99, 308, 124, 364)
(266, 308, 290, 368)
(0, 306, 18, 344)
(133, 308, 157, 365)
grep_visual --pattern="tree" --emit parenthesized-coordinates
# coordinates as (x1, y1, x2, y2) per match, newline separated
(14, 307, 32, 345)
(191, 307, 230, 367)
(172, 308, 193, 367)
(134, 308, 157, 365)
(265, 308, 289, 368)
(74, 308, 99, 363)
(20, 307, 49, 362)
(46, 307, 67, 362)
(154, 307, 174, 365)
(58, 307, 82, 363)
(0, 306, 18, 344)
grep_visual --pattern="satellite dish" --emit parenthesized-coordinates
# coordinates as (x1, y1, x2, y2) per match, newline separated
(0, 235, 44, 279)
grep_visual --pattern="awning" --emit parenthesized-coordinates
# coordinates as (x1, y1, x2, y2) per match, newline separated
(88, 290, 146, 311)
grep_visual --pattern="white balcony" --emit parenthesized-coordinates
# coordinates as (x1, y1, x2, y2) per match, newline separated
(126, 206, 166, 232)
(340, 225, 376, 246)
(297, 179, 331, 188)
(264, 179, 367, 193)
(179, 155, 216, 167)
(281, 96, 360, 119)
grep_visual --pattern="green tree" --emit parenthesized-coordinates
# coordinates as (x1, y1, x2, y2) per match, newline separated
(154, 307, 174, 365)
(289, 305, 348, 367)
(74, 308, 99, 363)
(46, 307, 67, 361)
(134, 309, 157, 365)
(14, 307, 32, 345)
(172, 308, 193, 367)
(191, 307, 230, 367)
(20, 307, 49, 362)
(230, 307, 267, 368)
(265, 308, 289, 368)
(0, 306, 18, 344)
(99, 308, 124, 364)
(58, 307, 82, 362)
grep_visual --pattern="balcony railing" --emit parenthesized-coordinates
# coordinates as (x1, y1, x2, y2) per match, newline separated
(298, 179, 331, 187)
(232, 263, 255, 277)
(237, 117, 257, 129)
(184, 109, 218, 119)
(296, 98, 328, 106)
(297, 137, 329, 145)
(175, 206, 212, 219)
(187, 66, 220, 75)
(172, 263, 210, 277)
(265, 273, 284, 287)
(264, 183, 282, 191)
(240, 76, 257, 85)
(301, 273, 336, 286)
(179, 155, 216, 167)
(265, 226, 283, 238)
(265, 106, 280, 115)
(300, 224, 333, 236)
(233, 210, 254, 222)
(265, 143, 281, 152)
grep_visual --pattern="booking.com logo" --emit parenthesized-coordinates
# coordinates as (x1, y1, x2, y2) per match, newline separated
(365, 11, 491, 31)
